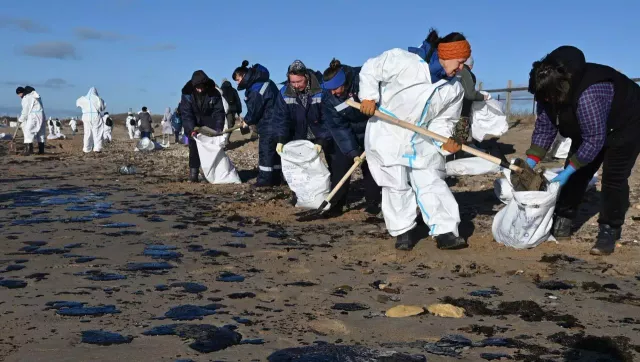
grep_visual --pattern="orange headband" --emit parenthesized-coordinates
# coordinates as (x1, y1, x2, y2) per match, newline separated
(437, 40, 471, 60)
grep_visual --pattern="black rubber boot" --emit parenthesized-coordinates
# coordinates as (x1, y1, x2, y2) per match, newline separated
(364, 203, 381, 216)
(289, 194, 298, 207)
(552, 216, 572, 240)
(22, 143, 33, 156)
(395, 229, 417, 251)
(590, 224, 621, 256)
(189, 168, 199, 183)
(435, 233, 468, 250)
(37, 142, 45, 155)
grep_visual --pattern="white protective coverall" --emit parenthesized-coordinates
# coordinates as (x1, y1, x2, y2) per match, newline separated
(69, 118, 78, 133)
(19, 90, 46, 144)
(53, 118, 61, 135)
(126, 114, 136, 139)
(102, 114, 113, 142)
(76, 87, 106, 153)
(359, 48, 464, 238)
(47, 117, 55, 136)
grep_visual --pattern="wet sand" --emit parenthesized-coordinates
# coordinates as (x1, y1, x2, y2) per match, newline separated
(1, 122, 639, 361)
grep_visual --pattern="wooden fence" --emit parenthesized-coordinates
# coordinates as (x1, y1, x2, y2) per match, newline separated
(478, 78, 640, 117)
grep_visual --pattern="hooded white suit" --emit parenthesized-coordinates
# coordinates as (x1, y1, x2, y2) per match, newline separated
(47, 117, 55, 136)
(76, 87, 106, 152)
(359, 48, 464, 238)
(19, 90, 46, 144)
(102, 114, 113, 142)
(126, 113, 136, 139)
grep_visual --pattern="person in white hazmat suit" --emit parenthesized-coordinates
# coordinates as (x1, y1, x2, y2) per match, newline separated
(16, 86, 47, 155)
(76, 87, 106, 153)
(69, 117, 78, 135)
(54, 118, 62, 135)
(125, 112, 136, 139)
(358, 29, 472, 251)
(102, 112, 113, 143)
(16, 86, 47, 156)
(47, 117, 55, 136)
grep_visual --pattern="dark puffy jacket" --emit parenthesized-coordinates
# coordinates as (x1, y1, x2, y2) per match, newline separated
(274, 70, 330, 144)
(138, 111, 153, 132)
(179, 71, 226, 135)
(238, 64, 280, 136)
(322, 65, 370, 158)
(220, 80, 242, 115)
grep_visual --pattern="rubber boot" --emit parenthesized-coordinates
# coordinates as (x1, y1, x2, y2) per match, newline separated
(590, 224, 621, 256)
(22, 143, 33, 156)
(552, 216, 572, 240)
(37, 142, 45, 155)
(395, 229, 417, 251)
(189, 168, 199, 183)
(435, 233, 468, 250)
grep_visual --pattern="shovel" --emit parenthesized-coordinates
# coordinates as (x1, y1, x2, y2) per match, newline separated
(345, 99, 523, 173)
(7, 125, 21, 153)
(296, 151, 366, 222)
(194, 125, 242, 137)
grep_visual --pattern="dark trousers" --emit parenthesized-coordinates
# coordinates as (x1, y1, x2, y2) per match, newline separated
(328, 144, 381, 210)
(188, 139, 201, 169)
(257, 135, 281, 186)
(174, 130, 181, 143)
(556, 132, 640, 228)
(226, 113, 237, 129)
(141, 131, 151, 139)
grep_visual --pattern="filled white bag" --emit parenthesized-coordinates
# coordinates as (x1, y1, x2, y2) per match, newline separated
(193, 134, 240, 184)
(471, 97, 508, 142)
(492, 181, 561, 249)
(446, 157, 502, 176)
(549, 135, 572, 159)
(494, 166, 598, 205)
(280, 140, 331, 209)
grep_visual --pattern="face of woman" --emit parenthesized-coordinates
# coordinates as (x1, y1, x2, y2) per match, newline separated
(234, 74, 244, 86)
(440, 58, 467, 77)
(288, 74, 308, 91)
(331, 85, 346, 98)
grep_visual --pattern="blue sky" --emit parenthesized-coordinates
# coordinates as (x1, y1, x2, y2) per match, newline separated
(1, 0, 638, 117)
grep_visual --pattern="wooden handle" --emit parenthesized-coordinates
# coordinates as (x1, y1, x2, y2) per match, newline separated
(324, 152, 366, 203)
(196, 125, 242, 137)
(345, 99, 521, 172)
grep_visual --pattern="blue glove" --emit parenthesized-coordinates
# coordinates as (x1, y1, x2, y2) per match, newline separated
(526, 157, 538, 169)
(551, 164, 577, 186)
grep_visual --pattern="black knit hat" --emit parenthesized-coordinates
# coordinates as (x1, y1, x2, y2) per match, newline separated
(16, 87, 25, 94)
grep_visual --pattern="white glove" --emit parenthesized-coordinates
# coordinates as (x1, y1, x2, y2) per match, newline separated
(314, 144, 322, 153)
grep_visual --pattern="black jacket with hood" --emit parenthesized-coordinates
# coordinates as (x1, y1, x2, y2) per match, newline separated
(534, 46, 640, 150)
(220, 80, 242, 115)
(179, 70, 226, 135)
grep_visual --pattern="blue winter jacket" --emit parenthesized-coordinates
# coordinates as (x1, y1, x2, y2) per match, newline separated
(238, 64, 280, 136)
(322, 65, 370, 159)
(274, 69, 330, 144)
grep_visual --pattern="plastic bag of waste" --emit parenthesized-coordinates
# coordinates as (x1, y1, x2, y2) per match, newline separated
(280, 140, 331, 209)
(446, 157, 502, 176)
(194, 134, 241, 184)
(471, 97, 508, 142)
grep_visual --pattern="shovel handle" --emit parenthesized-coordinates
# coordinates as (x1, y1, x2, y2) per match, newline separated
(345, 99, 522, 173)
(195, 125, 242, 137)
(322, 151, 366, 206)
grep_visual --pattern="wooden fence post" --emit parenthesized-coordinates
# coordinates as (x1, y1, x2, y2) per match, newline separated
(505, 80, 512, 118)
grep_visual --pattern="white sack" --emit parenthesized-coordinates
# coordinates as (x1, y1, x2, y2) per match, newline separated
(280, 140, 331, 209)
(471, 96, 508, 142)
(494, 166, 598, 205)
(492, 182, 561, 249)
(193, 134, 240, 184)
(446, 156, 502, 176)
